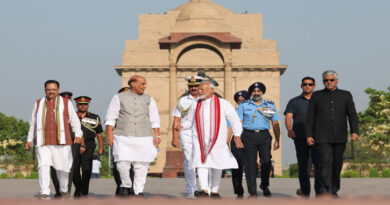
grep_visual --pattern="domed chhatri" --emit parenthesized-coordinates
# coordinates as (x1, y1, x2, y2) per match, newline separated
(173, 0, 230, 33)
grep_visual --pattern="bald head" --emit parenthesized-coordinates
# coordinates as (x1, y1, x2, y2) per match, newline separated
(128, 75, 147, 95)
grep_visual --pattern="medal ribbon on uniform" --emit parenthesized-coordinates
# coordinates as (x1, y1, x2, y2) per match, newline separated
(195, 94, 221, 163)
(254, 107, 275, 120)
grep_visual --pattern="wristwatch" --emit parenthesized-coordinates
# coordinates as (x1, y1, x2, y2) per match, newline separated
(155, 136, 161, 139)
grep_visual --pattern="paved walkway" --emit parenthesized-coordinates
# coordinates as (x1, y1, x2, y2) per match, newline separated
(0, 178, 389, 199)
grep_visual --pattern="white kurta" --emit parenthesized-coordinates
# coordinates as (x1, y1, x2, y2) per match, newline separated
(105, 94, 160, 162)
(189, 97, 243, 169)
(26, 97, 83, 172)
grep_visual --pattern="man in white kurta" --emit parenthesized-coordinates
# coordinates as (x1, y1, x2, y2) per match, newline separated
(185, 81, 243, 198)
(26, 80, 83, 199)
(171, 76, 203, 198)
(105, 75, 161, 197)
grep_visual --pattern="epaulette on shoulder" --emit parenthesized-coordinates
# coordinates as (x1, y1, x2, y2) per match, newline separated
(264, 99, 274, 104)
(242, 99, 251, 104)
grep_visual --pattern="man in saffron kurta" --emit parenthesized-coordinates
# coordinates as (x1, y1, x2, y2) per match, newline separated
(26, 80, 83, 199)
(187, 81, 243, 198)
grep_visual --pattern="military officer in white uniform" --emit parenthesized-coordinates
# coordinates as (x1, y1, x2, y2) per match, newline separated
(171, 76, 203, 198)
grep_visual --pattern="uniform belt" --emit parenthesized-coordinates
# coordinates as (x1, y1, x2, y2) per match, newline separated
(244, 129, 268, 133)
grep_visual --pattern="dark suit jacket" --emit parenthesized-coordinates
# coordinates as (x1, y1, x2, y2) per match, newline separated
(305, 88, 359, 143)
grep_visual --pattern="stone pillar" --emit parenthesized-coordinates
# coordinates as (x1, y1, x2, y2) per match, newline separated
(224, 62, 233, 102)
(162, 63, 184, 178)
(169, 63, 177, 115)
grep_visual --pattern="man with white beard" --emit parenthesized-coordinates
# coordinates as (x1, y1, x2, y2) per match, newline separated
(185, 81, 243, 198)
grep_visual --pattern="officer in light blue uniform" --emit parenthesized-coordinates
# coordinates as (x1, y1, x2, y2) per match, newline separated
(237, 82, 281, 198)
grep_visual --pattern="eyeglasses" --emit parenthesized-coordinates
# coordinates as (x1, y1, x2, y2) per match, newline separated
(323, 79, 336, 83)
(302, 83, 314, 86)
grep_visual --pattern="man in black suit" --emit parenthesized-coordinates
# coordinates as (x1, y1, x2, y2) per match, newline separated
(306, 70, 359, 197)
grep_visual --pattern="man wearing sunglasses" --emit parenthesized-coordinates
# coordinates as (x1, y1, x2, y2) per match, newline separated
(306, 70, 359, 197)
(284, 77, 324, 197)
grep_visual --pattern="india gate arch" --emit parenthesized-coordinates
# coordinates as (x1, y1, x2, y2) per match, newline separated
(113, 0, 287, 176)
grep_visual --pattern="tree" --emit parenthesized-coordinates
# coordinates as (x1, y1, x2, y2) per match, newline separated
(358, 87, 390, 160)
(0, 112, 33, 163)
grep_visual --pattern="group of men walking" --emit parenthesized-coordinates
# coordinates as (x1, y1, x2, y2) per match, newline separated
(25, 69, 359, 199)
(285, 70, 359, 197)
(26, 80, 103, 199)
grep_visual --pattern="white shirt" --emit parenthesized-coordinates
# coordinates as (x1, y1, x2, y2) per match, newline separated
(105, 93, 160, 128)
(92, 159, 101, 174)
(172, 94, 197, 130)
(27, 97, 83, 143)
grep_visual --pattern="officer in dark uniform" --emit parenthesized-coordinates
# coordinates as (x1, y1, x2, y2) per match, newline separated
(112, 87, 135, 196)
(51, 91, 74, 198)
(227, 91, 250, 198)
(237, 82, 281, 198)
(72, 96, 104, 197)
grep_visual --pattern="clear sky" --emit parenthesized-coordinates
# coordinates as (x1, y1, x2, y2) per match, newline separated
(0, 0, 389, 167)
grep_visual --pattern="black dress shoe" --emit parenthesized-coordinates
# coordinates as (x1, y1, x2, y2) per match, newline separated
(195, 190, 209, 198)
(332, 192, 339, 198)
(119, 187, 129, 197)
(210, 193, 221, 199)
(128, 188, 135, 195)
(136, 193, 145, 198)
(248, 194, 258, 199)
(236, 194, 244, 199)
(260, 185, 272, 197)
(115, 187, 120, 196)
(74, 190, 81, 198)
(54, 192, 62, 198)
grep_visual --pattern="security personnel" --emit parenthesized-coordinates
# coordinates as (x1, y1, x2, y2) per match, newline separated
(50, 92, 74, 198)
(227, 91, 250, 198)
(112, 87, 135, 196)
(237, 82, 281, 198)
(171, 75, 203, 198)
(72, 96, 104, 197)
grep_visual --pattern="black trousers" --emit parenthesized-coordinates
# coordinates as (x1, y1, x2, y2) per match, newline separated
(230, 138, 246, 196)
(50, 143, 79, 195)
(317, 143, 346, 195)
(294, 139, 324, 195)
(241, 130, 272, 195)
(73, 141, 96, 196)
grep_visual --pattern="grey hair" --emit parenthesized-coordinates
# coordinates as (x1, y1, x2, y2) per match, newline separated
(201, 81, 215, 91)
(322, 70, 338, 79)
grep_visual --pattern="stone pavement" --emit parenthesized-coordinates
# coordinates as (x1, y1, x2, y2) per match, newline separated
(0, 178, 389, 199)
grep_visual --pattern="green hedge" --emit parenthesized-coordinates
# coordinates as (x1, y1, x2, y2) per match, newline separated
(369, 168, 380, 178)
(382, 169, 390, 178)
(341, 170, 360, 178)
(26, 171, 39, 179)
(14, 172, 24, 179)
(0, 173, 8, 179)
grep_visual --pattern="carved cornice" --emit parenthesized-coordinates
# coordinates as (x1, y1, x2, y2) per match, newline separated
(114, 64, 288, 75)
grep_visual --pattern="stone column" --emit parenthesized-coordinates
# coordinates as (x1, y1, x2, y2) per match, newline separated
(169, 63, 177, 116)
(224, 62, 233, 102)
(162, 62, 183, 178)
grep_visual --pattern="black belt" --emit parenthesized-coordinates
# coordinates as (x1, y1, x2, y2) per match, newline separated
(244, 129, 268, 133)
